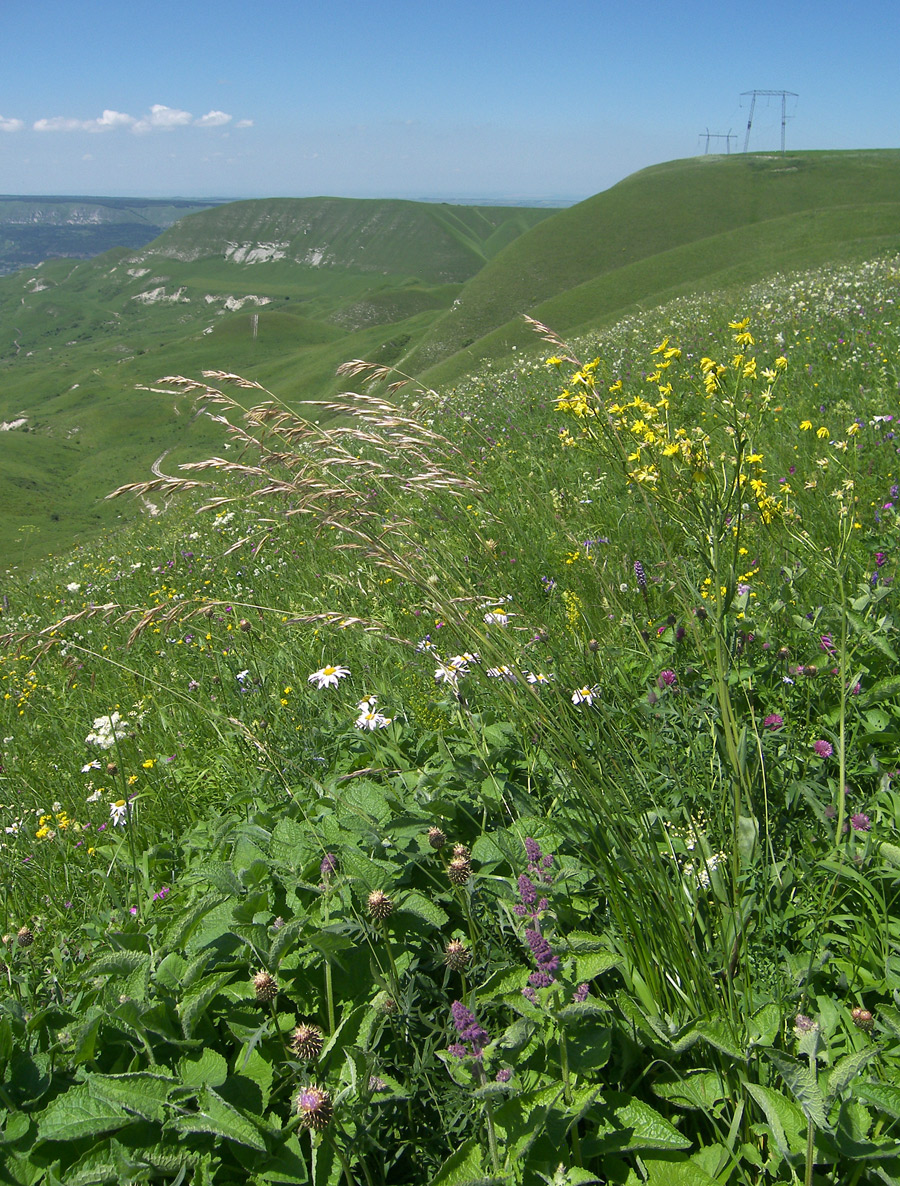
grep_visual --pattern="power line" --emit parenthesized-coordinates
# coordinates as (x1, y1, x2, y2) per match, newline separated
(741, 90, 798, 154)
(699, 128, 736, 154)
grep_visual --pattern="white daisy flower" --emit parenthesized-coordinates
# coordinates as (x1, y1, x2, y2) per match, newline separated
(486, 665, 518, 682)
(483, 611, 509, 626)
(110, 800, 128, 826)
(526, 672, 554, 684)
(308, 665, 351, 689)
(571, 685, 600, 706)
(355, 710, 392, 731)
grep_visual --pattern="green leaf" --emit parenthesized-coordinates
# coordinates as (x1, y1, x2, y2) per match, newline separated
(690, 1018, 747, 1060)
(177, 970, 237, 1039)
(174, 1086, 267, 1151)
(749, 1002, 782, 1047)
(765, 1048, 830, 1130)
(89, 950, 152, 978)
(179, 1048, 229, 1089)
(574, 950, 621, 981)
(269, 819, 314, 867)
(826, 1048, 878, 1101)
(860, 675, 900, 707)
(855, 1080, 900, 1120)
(429, 1137, 488, 1185)
(653, 1071, 728, 1111)
(637, 1153, 720, 1185)
(879, 843, 900, 870)
(592, 1092, 691, 1152)
(189, 858, 245, 896)
(746, 1082, 807, 1160)
(398, 890, 449, 928)
(36, 1083, 130, 1143)
(86, 1071, 175, 1123)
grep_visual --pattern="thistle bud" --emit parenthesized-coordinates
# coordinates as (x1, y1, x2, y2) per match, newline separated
(16, 926, 34, 948)
(106, 762, 118, 776)
(290, 1023, 325, 1061)
(452, 844, 471, 860)
(444, 939, 472, 971)
(427, 826, 447, 850)
(367, 889, 394, 921)
(252, 970, 278, 1002)
(447, 856, 472, 885)
(295, 1086, 333, 1130)
(852, 1006, 875, 1033)
(239, 619, 252, 632)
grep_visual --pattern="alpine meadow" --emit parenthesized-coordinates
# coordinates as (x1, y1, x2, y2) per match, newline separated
(4, 150, 900, 1186)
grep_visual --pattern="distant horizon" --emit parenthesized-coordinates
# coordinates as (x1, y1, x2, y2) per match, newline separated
(0, 190, 584, 208)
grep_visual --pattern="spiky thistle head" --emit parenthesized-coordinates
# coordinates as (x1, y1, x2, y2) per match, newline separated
(367, 889, 394, 921)
(253, 970, 278, 1002)
(290, 1023, 325, 1060)
(295, 1085, 333, 1130)
(443, 938, 472, 971)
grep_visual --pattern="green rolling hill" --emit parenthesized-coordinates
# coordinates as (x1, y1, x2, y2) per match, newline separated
(404, 150, 900, 383)
(3, 150, 900, 568)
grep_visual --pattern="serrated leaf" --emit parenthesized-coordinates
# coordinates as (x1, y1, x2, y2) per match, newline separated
(860, 675, 900, 707)
(565, 930, 607, 952)
(90, 950, 152, 978)
(166, 891, 229, 950)
(638, 1154, 719, 1185)
(746, 1082, 807, 1160)
(574, 950, 620, 981)
(269, 818, 313, 867)
(86, 1071, 174, 1123)
(765, 1048, 830, 1130)
(179, 1048, 228, 1088)
(595, 1092, 691, 1151)
(177, 970, 237, 1038)
(397, 891, 448, 928)
(827, 1048, 878, 1101)
(36, 1083, 130, 1142)
(429, 1137, 486, 1185)
(174, 1086, 267, 1151)
(653, 1071, 728, 1111)
(690, 1018, 747, 1060)
(855, 1080, 900, 1119)
(189, 859, 244, 896)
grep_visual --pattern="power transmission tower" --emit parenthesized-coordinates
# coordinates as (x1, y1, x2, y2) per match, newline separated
(699, 129, 736, 154)
(741, 90, 798, 153)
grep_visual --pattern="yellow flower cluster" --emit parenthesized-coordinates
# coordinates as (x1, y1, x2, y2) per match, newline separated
(554, 320, 790, 523)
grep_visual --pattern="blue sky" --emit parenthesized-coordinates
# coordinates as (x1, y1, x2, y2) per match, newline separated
(2, 0, 899, 202)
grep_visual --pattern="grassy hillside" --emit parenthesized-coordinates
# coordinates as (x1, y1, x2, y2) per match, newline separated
(0, 198, 552, 565)
(3, 253, 900, 1184)
(405, 149, 900, 381)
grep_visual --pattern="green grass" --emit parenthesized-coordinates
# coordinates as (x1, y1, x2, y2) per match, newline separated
(2, 250, 900, 1183)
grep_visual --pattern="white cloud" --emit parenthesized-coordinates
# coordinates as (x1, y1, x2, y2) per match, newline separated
(30, 104, 249, 136)
(194, 110, 231, 128)
(138, 104, 194, 131)
(34, 116, 86, 132)
(0, 115, 23, 133)
(90, 109, 134, 132)
(235, 119, 254, 129)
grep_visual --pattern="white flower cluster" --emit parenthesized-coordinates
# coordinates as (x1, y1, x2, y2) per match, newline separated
(85, 712, 129, 750)
(355, 696, 392, 731)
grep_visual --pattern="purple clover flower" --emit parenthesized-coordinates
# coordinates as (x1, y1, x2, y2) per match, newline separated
(813, 739, 833, 758)
(763, 714, 784, 730)
(850, 812, 871, 831)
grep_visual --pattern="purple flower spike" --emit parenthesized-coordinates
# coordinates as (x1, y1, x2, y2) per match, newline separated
(525, 928, 559, 983)
(524, 837, 543, 866)
(450, 1000, 490, 1057)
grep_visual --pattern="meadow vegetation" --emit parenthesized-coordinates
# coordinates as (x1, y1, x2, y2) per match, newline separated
(2, 251, 900, 1184)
